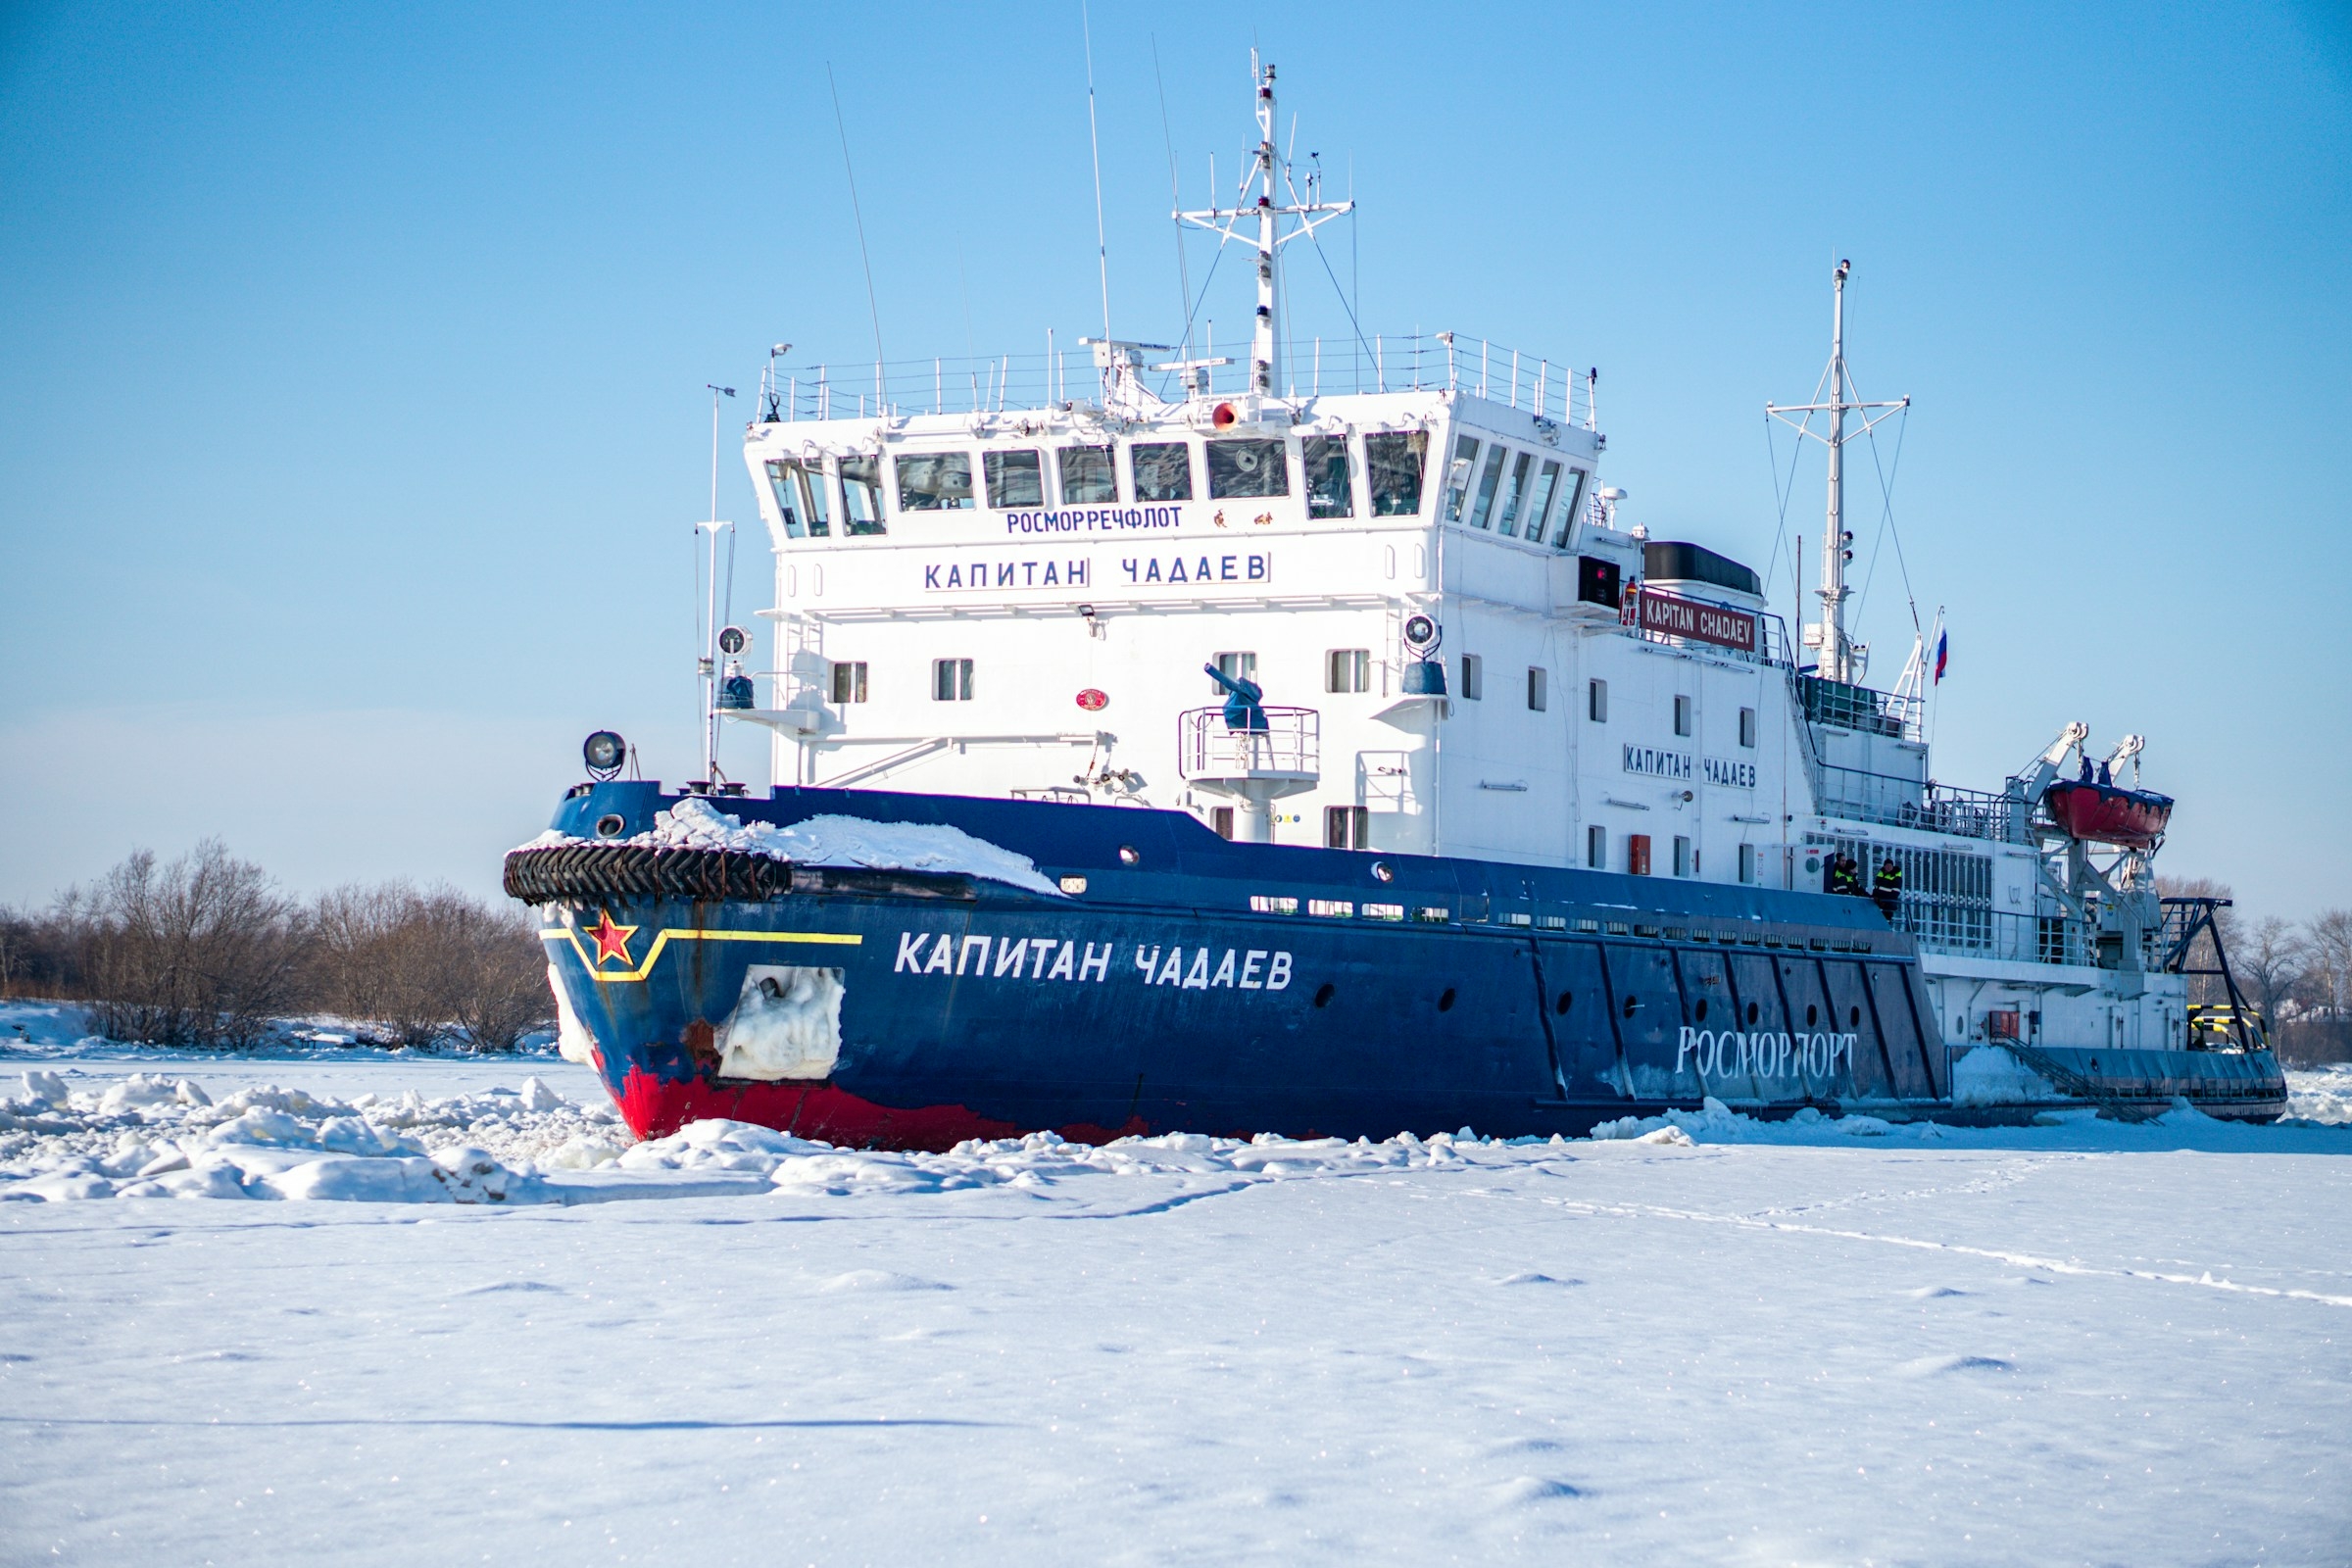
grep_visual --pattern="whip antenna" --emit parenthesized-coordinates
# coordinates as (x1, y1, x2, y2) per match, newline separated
(1082, 0, 1112, 345)
(826, 64, 886, 393)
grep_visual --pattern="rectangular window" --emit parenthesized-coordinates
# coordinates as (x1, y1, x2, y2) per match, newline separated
(1210, 806, 1235, 840)
(1210, 651, 1257, 695)
(1524, 461, 1562, 544)
(1325, 805, 1370, 850)
(1326, 649, 1371, 694)
(1365, 430, 1427, 516)
(1673, 694, 1692, 737)
(1738, 843, 1757, 885)
(1588, 678, 1608, 722)
(1131, 441, 1194, 501)
(895, 452, 973, 511)
(1206, 438, 1287, 499)
(763, 459, 832, 539)
(1442, 434, 1480, 521)
(1527, 666, 1548, 710)
(1058, 445, 1118, 504)
(1739, 707, 1757, 749)
(829, 661, 867, 704)
(1552, 468, 1591, 548)
(840, 455, 885, 535)
(1673, 836, 1692, 878)
(984, 449, 1043, 509)
(1467, 445, 1509, 529)
(1459, 654, 1483, 701)
(1627, 833, 1652, 876)
(1588, 824, 1607, 869)
(931, 658, 973, 702)
(1303, 435, 1354, 518)
(1494, 452, 1534, 538)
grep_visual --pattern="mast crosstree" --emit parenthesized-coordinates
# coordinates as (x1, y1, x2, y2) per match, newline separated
(1767, 260, 1908, 685)
(1173, 54, 1353, 399)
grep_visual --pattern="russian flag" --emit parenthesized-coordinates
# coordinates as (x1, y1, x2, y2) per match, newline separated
(1933, 629, 1948, 685)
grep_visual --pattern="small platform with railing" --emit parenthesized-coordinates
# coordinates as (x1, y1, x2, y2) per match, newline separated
(1177, 707, 1320, 843)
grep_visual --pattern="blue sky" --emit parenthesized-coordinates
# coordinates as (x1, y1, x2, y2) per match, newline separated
(3, 1, 2347, 918)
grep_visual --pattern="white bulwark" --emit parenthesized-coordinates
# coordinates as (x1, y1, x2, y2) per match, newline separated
(721, 59, 2193, 1067)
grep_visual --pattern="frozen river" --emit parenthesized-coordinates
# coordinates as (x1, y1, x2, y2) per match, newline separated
(4, 1024, 2351, 1564)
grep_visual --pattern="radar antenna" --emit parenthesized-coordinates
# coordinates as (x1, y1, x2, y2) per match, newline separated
(1767, 260, 1909, 684)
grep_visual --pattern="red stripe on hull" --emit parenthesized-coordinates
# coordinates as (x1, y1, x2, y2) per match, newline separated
(616, 1068, 1030, 1152)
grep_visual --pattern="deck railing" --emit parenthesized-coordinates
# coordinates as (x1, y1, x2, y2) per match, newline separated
(1177, 707, 1320, 782)
(755, 334, 1593, 427)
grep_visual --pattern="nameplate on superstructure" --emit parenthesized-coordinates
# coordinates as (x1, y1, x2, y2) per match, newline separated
(1701, 756, 1756, 790)
(1623, 745, 1692, 781)
(1638, 588, 1757, 654)
(918, 549, 1275, 597)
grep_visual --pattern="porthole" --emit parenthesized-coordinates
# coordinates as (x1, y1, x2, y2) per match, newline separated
(1623, 994, 1640, 1019)
(594, 813, 626, 838)
(1806, 1004, 1819, 1027)
(1745, 1002, 1760, 1025)
(1849, 1005, 1861, 1028)
(1438, 987, 1457, 1012)
(1117, 845, 1141, 865)
(1554, 990, 1573, 1015)
(1313, 982, 1336, 1008)
(1372, 861, 1396, 883)
(1694, 999, 1709, 1022)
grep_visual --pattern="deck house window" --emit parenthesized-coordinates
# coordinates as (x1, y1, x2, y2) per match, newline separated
(840, 455, 886, 534)
(1527, 666, 1548, 711)
(1738, 843, 1757, 884)
(1467, 446, 1509, 529)
(830, 661, 867, 703)
(1740, 707, 1757, 748)
(1552, 468, 1590, 547)
(1206, 438, 1288, 499)
(1325, 806, 1369, 850)
(1588, 824, 1607, 869)
(1058, 445, 1118, 504)
(1674, 836, 1693, 877)
(896, 452, 973, 511)
(984, 449, 1044, 509)
(1459, 654, 1483, 702)
(1442, 435, 1480, 520)
(1494, 452, 1534, 537)
(1303, 436, 1353, 518)
(1210, 651, 1257, 694)
(1365, 431, 1427, 516)
(1674, 695, 1692, 737)
(1131, 441, 1194, 501)
(932, 658, 973, 702)
(1326, 649, 1370, 694)
(763, 458, 831, 540)
(1589, 678, 1608, 722)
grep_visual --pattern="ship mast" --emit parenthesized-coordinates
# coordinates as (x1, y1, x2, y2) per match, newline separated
(1767, 261, 1908, 684)
(1175, 55, 1352, 398)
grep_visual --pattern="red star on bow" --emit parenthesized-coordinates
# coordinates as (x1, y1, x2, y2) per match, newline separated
(585, 910, 637, 967)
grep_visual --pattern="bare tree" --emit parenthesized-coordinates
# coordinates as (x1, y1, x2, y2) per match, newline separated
(2309, 909, 2352, 1025)
(75, 842, 305, 1047)
(2235, 916, 2308, 1030)
(445, 899, 555, 1052)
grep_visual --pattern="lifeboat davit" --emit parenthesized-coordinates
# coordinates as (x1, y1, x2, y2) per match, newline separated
(2044, 779, 2174, 849)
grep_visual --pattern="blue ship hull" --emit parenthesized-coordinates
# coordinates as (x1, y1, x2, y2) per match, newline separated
(510, 785, 2282, 1146)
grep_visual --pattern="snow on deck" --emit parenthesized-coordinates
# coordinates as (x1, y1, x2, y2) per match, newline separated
(4, 1026, 2350, 1561)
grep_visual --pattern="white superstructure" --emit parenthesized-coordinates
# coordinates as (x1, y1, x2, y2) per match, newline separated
(720, 60, 2188, 1063)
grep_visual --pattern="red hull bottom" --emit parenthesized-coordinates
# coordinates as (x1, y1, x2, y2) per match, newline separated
(613, 1065, 1149, 1152)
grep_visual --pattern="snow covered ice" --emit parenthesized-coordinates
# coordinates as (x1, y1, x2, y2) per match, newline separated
(5, 1028, 2352, 1562)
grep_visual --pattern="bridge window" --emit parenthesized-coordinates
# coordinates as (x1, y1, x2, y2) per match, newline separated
(931, 658, 973, 702)
(840, 455, 886, 534)
(1206, 438, 1287, 499)
(1303, 436, 1353, 518)
(1494, 452, 1534, 537)
(1588, 824, 1606, 869)
(1527, 666, 1548, 711)
(1740, 707, 1757, 748)
(763, 459, 831, 540)
(896, 452, 973, 512)
(1131, 441, 1193, 501)
(830, 661, 867, 704)
(1326, 649, 1370, 694)
(1552, 468, 1590, 548)
(1524, 461, 1562, 543)
(1366, 431, 1427, 516)
(984, 449, 1043, 509)
(1325, 806, 1370, 850)
(1467, 445, 1509, 529)
(1458, 654, 1483, 701)
(1442, 434, 1480, 521)
(1588, 678, 1608, 722)
(1058, 445, 1118, 504)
